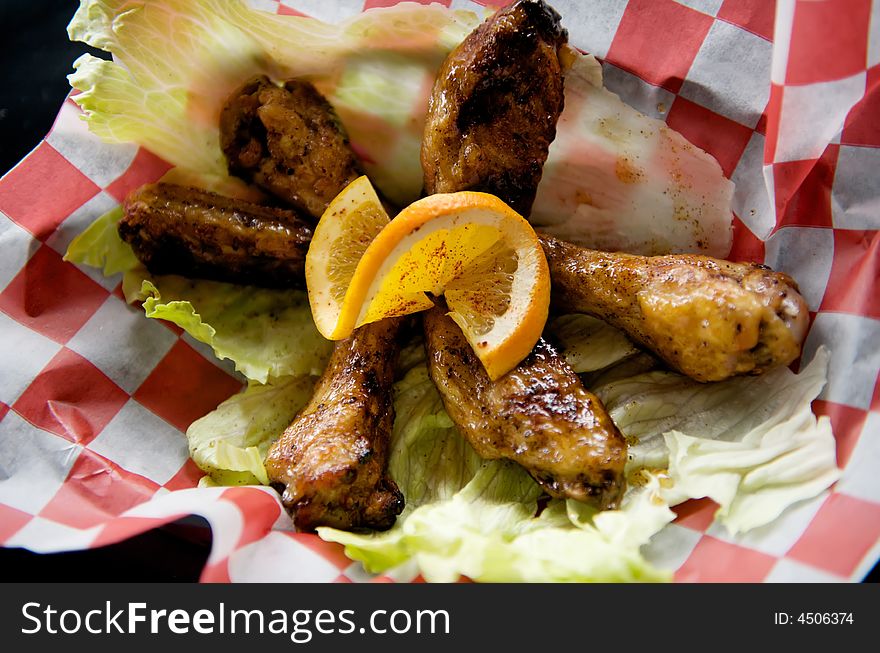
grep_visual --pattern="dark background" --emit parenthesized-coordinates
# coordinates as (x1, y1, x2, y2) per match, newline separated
(0, 1, 103, 172)
(0, 1, 876, 584)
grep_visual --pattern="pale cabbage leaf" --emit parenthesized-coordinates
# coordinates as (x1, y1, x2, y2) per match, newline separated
(594, 347, 840, 534)
(186, 375, 316, 486)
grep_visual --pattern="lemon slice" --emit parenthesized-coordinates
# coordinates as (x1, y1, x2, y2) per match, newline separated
(305, 176, 390, 339)
(310, 190, 550, 380)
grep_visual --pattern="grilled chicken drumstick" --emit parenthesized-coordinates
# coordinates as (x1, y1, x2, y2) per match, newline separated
(118, 182, 312, 288)
(221, 75, 361, 220)
(265, 317, 404, 531)
(421, 0, 627, 508)
(421, 0, 567, 216)
(541, 235, 809, 382)
(425, 302, 626, 507)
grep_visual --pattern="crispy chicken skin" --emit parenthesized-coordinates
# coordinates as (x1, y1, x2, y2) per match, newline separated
(119, 182, 312, 288)
(424, 304, 626, 508)
(421, 0, 567, 216)
(541, 234, 810, 382)
(265, 318, 404, 532)
(220, 75, 361, 219)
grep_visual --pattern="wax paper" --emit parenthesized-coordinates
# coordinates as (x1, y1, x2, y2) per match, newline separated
(0, 0, 878, 582)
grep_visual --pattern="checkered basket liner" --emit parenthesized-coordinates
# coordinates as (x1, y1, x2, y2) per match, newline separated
(0, 0, 877, 582)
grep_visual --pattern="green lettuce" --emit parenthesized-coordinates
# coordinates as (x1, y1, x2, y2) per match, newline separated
(186, 375, 316, 486)
(65, 206, 332, 382)
(68, 0, 479, 205)
(130, 277, 332, 382)
(63, 206, 139, 275)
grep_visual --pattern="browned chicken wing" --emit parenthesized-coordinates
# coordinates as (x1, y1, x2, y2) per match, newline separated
(424, 303, 626, 508)
(265, 318, 404, 532)
(220, 75, 361, 219)
(420, 0, 625, 506)
(421, 0, 567, 216)
(118, 182, 312, 288)
(541, 234, 810, 382)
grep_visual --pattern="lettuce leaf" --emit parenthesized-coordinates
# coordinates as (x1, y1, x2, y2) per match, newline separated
(532, 52, 734, 256)
(594, 347, 840, 533)
(186, 375, 316, 486)
(65, 205, 332, 383)
(68, 0, 479, 206)
(63, 206, 139, 275)
(130, 277, 332, 382)
(319, 365, 672, 583)
(664, 412, 839, 534)
(325, 461, 673, 583)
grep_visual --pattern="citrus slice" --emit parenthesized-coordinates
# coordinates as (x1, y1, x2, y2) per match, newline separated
(319, 191, 550, 380)
(305, 175, 390, 339)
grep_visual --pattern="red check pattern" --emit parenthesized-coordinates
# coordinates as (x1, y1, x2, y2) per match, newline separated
(0, 0, 877, 583)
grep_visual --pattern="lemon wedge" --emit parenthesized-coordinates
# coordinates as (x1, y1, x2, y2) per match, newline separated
(305, 176, 390, 339)
(307, 185, 550, 380)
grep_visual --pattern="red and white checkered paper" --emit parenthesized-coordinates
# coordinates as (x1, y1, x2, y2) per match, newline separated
(1, 0, 878, 583)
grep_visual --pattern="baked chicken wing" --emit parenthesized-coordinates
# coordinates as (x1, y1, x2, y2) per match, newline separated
(118, 182, 312, 288)
(421, 0, 567, 216)
(541, 234, 810, 382)
(220, 75, 361, 219)
(265, 318, 404, 532)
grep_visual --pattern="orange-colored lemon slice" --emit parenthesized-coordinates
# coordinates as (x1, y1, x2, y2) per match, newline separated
(308, 186, 550, 380)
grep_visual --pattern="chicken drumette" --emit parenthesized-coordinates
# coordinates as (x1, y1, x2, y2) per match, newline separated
(541, 235, 809, 382)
